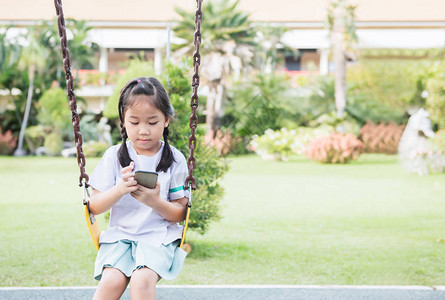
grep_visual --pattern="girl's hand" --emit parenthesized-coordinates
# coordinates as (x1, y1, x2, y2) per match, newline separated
(117, 162, 138, 196)
(131, 181, 162, 208)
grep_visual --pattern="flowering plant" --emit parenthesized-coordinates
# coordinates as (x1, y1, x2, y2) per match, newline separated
(404, 130, 445, 175)
(0, 127, 17, 155)
(250, 127, 332, 161)
(304, 132, 364, 163)
(360, 121, 405, 154)
(407, 149, 445, 175)
(250, 128, 296, 161)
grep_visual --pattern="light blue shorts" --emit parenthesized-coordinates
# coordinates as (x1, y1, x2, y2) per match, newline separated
(94, 239, 187, 281)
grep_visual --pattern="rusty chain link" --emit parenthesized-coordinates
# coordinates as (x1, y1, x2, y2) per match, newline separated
(54, 0, 89, 187)
(185, 0, 203, 191)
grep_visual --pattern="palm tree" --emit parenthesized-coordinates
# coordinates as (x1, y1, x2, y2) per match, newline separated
(253, 25, 293, 74)
(326, 0, 358, 120)
(173, 0, 256, 134)
(0, 27, 22, 91)
(14, 26, 48, 156)
(13, 20, 98, 156)
(39, 21, 67, 87)
(65, 19, 99, 80)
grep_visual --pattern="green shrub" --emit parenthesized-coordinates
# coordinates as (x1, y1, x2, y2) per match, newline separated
(24, 125, 46, 154)
(83, 141, 109, 157)
(346, 94, 406, 125)
(301, 76, 336, 123)
(225, 73, 293, 137)
(423, 129, 445, 174)
(162, 59, 199, 153)
(298, 75, 405, 126)
(44, 132, 64, 156)
(162, 62, 229, 235)
(431, 129, 445, 153)
(37, 88, 72, 136)
(185, 140, 228, 234)
(347, 57, 431, 109)
(426, 74, 445, 129)
(304, 132, 364, 164)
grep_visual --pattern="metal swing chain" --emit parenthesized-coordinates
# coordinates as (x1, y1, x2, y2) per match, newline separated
(54, 0, 201, 190)
(54, 0, 89, 187)
(185, 0, 203, 191)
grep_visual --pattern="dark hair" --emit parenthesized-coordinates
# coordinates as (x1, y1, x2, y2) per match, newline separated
(117, 77, 175, 172)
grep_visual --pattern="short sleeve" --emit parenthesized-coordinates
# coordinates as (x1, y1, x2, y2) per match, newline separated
(89, 146, 118, 192)
(168, 149, 189, 201)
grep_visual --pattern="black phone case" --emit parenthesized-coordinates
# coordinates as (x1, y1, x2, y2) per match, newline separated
(135, 171, 158, 189)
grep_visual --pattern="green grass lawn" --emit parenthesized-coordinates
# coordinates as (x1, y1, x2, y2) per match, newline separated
(1, 154, 445, 286)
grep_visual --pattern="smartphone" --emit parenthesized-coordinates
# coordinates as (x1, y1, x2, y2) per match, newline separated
(134, 171, 158, 189)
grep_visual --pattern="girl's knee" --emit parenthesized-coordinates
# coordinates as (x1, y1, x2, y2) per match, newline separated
(93, 268, 129, 300)
(99, 268, 129, 290)
(130, 267, 159, 297)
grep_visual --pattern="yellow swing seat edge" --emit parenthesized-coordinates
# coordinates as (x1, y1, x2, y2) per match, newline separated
(84, 203, 191, 252)
(180, 204, 191, 249)
(83, 204, 101, 251)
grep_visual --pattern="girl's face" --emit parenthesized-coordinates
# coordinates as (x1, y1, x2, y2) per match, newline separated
(123, 96, 169, 156)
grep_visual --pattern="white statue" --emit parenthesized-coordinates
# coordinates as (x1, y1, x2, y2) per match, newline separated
(97, 117, 112, 146)
(398, 108, 435, 175)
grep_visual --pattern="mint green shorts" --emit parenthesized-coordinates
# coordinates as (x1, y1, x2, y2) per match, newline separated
(94, 239, 187, 281)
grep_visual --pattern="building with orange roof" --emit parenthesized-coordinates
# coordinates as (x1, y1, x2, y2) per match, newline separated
(1, 0, 444, 112)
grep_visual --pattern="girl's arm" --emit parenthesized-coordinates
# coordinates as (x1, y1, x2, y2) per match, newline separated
(131, 183, 188, 223)
(153, 196, 189, 223)
(89, 162, 138, 215)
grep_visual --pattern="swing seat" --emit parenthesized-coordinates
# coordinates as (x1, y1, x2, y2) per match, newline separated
(83, 188, 191, 252)
(84, 203, 101, 251)
(84, 204, 191, 252)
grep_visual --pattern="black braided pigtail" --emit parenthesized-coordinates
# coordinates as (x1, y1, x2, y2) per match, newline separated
(117, 79, 137, 168)
(156, 126, 174, 172)
(118, 126, 133, 168)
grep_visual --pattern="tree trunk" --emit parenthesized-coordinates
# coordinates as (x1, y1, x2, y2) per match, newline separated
(14, 65, 35, 156)
(332, 5, 347, 119)
(214, 83, 224, 132)
(206, 81, 218, 136)
(206, 79, 226, 136)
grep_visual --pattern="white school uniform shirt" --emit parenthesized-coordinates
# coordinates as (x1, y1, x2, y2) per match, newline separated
(89, 141, 189, 247)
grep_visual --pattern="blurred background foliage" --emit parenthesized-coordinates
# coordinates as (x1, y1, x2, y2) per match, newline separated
(0, 1, 445, 236)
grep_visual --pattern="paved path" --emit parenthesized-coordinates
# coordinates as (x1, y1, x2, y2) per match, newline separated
(1, 285, 445, 300)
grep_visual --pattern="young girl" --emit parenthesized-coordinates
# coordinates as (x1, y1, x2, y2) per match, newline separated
(89, 77, 189, 300)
